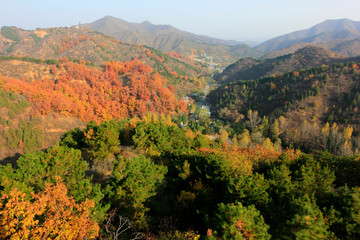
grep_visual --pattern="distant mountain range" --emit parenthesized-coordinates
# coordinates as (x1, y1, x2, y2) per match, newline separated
(1, 17, 360, 69)
(256, 19, 360, 53)
(81, 17, 360, 65)
(260, 38, 360, 59)
(83, 16, 241, 47)
(81, 16, 263, 67)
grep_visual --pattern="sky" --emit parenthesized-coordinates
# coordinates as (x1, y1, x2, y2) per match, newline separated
(1, 0, 360, 43)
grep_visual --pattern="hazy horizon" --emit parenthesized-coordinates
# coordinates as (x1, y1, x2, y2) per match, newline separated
(1, 0, 360, 43)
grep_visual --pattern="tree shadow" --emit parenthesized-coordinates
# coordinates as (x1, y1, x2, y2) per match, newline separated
(0, 152, 21, 168)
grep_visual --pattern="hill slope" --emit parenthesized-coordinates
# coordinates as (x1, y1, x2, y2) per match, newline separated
(216, 46, 347, 83)
(256, 19, 360, 53)
(0, 26, 212, 160)
(208, 60, 360, 142)
(0, 56, 203, 160)
(0, 26, 208, 79)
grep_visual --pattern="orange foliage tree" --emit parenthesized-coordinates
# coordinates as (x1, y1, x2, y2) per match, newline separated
(3, 60, 187, 123)
(0, 181, 99, 239)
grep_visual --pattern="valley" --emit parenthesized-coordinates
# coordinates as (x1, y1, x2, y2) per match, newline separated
(1, 15, 360, 239)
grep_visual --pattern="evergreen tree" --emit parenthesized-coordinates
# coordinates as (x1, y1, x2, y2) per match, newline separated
(210, 202, 271, 240)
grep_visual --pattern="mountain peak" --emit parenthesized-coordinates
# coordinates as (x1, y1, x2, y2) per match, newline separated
(320, 18, 354, 24)
(103, 15, 115, 19)
(312, 18, 360, 33)
(140, 20, 152, 25)
(99, 15, 125, 23)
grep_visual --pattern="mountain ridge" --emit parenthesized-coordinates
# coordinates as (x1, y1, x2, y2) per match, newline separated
(0, 26, 209, 79)
(256, 18, 360, 53)
(85, 15, 242, 46)
(81, 16, 263, 66)
(216, 46, 350, 83)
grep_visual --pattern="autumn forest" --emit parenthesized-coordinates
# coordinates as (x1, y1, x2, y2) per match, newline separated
(1, 18, 360, 240)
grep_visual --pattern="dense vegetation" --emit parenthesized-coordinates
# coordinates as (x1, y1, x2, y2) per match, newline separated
(0, 55, 211, 159)
(2, 24, 360, 239)
(1, 118, 360, 239)
(208, 61, 360, 155)
(3, 59, 188, 122)
(0, 86, 44, 156)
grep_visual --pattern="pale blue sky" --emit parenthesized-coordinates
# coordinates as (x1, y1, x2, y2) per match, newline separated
(1, 0, 359, 42)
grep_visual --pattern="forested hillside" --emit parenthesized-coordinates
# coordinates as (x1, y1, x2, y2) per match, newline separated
(209, 60, 360, 155)
(0, 55, 211, 160)
(2, 18, 360, 240)
(0, 25, 212, 160)
(1, 118, 360, 239)
(0, 26, 207, 77)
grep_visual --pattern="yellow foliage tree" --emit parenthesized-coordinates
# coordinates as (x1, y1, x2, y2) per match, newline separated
(232, 135, 238, 147)
(278, 116, 287, 134)
(160, 114, 173, 125)
(238, 130, 251, 148)
(219, 129, 229, 146)
(0, 181, 99, 239)
(343, 126, 353, 141)
(197, 145, 301, 177)
(321, 122, 330, 136)
(263, 138, 275, 151)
